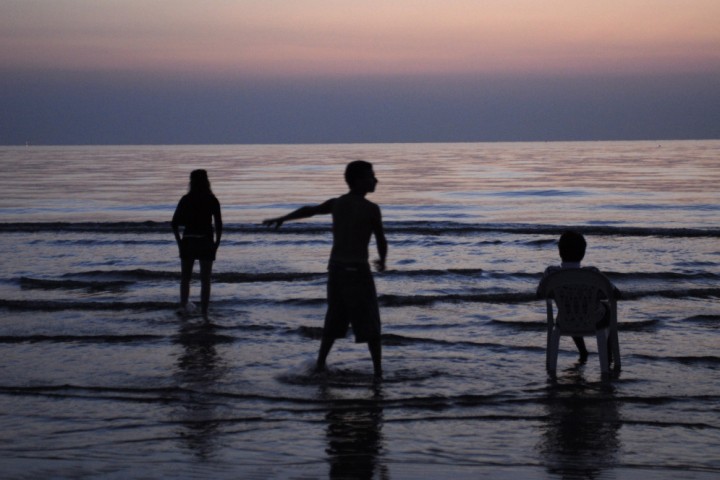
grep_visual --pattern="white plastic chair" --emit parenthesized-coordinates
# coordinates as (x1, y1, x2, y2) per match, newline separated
(538, 269, 621, 374)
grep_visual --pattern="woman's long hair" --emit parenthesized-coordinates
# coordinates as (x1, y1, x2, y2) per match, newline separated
(188, 169, 212, 195)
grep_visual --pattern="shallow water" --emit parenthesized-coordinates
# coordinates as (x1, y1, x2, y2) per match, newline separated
(0, 141, 719, 478)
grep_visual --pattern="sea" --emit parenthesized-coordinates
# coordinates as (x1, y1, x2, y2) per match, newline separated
(0, 141, 718, 479)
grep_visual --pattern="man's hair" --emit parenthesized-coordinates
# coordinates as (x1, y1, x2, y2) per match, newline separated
(344, 160, 373, 188)
(558, 230, 586, 262)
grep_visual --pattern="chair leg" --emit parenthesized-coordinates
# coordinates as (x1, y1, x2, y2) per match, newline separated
(547, 329, 561, 372)
(610, 328, 621, 371)
(596, 329, 609, 373)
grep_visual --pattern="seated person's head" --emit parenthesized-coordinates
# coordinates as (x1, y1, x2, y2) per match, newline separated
(345, 160, 377, 192)
(558, 230, 586, 263)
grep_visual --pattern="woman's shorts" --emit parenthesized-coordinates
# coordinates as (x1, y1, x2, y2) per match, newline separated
(323, 263, 381, 343)
(180, 236, 216, 261)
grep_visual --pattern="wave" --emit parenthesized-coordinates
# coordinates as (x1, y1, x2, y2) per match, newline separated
(620, 288, 720, 301)
(3, 270, 326, 288)
(0, 331, 236, 345)
(606, 271, 720, 281)
(0, 299, 176, 311)
(489, 189, 588, 198)
(0, 334, 164, 344)
(20, 277, 133, 292)
(55, 269, 325, 283)
(0, 319, 662, 347)
(0, 383, 487, 408)
(2, 287, 719, 312)
(380, 333, 545, 352)
(294, 327, 541, 351)
(33, 268, 494, 286)
(308, 287, 720, 307)
(491, 318, 660, 332)
(277, 292, 537, 308)
(379, 292, 536, 306)
(2, 383, 718, 416)
(0, 320, 293, 345)
(18, 268, 717, 290)
(60, 269, 179, 281)
(632, 353, 720, 367)
(684, 314, 720, 325)
(34, 238, 169, 246)
(2, 221, 719, 238)
(0, 384, 254, 404)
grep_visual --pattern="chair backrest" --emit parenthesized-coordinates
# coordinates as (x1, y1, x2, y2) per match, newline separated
(538, 269, 615, 334)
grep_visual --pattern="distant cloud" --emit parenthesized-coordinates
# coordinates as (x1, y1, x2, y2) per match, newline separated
(2, 1, 720, 77)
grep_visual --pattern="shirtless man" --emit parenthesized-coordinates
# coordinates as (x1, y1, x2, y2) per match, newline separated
(263, 161, 388, 378)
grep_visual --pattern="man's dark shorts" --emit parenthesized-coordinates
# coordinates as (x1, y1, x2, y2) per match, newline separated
(180, 236, 216, 261)
(324, 262, 381, 343)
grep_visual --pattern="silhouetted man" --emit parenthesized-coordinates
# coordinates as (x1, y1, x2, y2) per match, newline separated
(264, 161, 387, 378)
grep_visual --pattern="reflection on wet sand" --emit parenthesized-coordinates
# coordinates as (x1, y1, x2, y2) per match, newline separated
(322, 384, 389, 480)
(538, 367, 621, 479)
(174, 321, 226, 460)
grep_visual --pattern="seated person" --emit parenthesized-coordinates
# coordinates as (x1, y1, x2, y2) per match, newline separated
(537, 230, 621, 362)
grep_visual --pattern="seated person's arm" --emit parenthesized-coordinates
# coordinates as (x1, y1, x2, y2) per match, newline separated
(536, 268, 552, 299)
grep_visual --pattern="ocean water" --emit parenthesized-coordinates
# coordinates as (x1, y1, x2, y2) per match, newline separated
(0, 141, 719, 479)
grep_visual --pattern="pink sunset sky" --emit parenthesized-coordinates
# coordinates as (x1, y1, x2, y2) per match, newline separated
(3, 0, 720, 77)
(1, 1, 719, 144)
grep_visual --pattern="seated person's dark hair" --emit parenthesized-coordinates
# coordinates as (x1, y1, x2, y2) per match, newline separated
(558, 230, 586, 262)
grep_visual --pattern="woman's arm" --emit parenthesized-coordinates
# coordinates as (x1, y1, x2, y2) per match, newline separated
(213, 201, 223, 249)
(171, 198, 184, 248)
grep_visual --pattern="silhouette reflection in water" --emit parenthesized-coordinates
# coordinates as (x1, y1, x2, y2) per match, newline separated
(538, 368, 621, 479)
(322, 384, 389, 480)
(174, 321, 227, 460)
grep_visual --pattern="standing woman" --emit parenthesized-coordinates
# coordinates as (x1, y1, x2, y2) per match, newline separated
(172, 169, 222, 318)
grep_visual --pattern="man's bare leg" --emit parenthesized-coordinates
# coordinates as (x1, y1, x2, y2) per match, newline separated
(368, 338, 382, 379)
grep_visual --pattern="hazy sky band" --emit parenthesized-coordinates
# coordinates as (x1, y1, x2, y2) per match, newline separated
(3, 1, 720, 77)
(2, 70, 717, 145)
(2, 1, 719, 144)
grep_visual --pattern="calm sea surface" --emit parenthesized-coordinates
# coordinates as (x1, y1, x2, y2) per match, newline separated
(0, 141, 719, 479)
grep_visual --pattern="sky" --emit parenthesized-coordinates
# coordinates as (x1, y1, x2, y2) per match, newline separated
(1, 0, 719, 144)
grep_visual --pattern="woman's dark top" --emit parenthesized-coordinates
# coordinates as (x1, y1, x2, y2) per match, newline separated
(171, 192, 221, 238)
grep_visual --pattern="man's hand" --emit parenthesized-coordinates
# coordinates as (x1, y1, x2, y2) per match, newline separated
(262, 218, 284, 229)
(373, 258, 386, 272)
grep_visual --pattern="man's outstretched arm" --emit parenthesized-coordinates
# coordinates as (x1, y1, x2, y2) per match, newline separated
(263, 199, 335, 229)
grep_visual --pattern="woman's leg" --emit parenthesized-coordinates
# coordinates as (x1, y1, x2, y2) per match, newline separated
(199, 260, 214, 317)
(180, 257, 195, 307)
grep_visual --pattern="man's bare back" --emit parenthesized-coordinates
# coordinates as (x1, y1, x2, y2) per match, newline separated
(329, 193, 382, 265)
